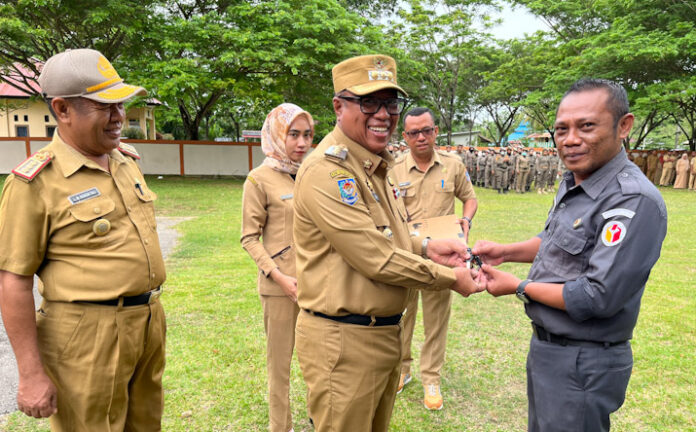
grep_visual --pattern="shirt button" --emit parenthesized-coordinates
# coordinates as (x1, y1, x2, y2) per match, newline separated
(622, 172, 628, 177)
(151, 273, 156, 279)
(562, 239, 569, 245)
(127, 207, 132, 212)
(93, 207, 101, 214)
(145, 239, 150, 245)
(559, 203, 566, 209)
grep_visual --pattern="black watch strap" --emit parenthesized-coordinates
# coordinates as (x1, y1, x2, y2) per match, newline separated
(516, 279, 532, 304)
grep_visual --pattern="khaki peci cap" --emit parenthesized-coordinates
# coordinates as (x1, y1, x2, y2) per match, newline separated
(38, 48, 146, 103)
(332, 54, 408, 97)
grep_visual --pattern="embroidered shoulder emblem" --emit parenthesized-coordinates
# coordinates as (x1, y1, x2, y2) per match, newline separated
(601, 220, 627, 247)
(118, 143, 141, 160)
(325, 145, 348, 161)
(12, 151, 53, 181)
(337, 178, 359, 205)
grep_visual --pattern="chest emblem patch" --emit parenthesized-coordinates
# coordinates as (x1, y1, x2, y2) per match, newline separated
(337, 178, 359, 205)
(601, 220, 626, 247)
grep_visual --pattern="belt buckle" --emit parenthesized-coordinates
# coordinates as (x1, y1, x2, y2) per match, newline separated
(148, 287, 162, 304)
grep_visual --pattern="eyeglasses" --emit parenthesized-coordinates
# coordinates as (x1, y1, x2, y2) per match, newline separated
(404, 127, 436, 139)
(337, 95, 407, 115)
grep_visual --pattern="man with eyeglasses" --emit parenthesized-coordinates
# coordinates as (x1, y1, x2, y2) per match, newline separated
(293, 55, 484, 431)
(391, 107, 478, 410)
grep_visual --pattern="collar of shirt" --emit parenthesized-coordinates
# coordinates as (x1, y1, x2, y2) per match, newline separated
(405, 149, 442, 173)
(49, 133, 127, 178)
(332, 126, 392, 176)
(561, 149, 629, 200)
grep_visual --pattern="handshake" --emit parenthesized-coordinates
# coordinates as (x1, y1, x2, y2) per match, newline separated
(425, 238, 518, 298)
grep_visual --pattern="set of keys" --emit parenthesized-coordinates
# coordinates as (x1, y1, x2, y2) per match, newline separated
(466, 248, 483, 270)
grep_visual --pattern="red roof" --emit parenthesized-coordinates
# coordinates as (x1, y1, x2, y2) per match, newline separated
(0, 63, 42, 97)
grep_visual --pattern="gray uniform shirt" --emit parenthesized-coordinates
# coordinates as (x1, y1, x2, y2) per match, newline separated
(526, 150, 667, 343)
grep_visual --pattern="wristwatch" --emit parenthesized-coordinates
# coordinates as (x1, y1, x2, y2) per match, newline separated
(516, 279, 531, 304)
(421, 237, 431, 258)
(461, 216, 472, 229)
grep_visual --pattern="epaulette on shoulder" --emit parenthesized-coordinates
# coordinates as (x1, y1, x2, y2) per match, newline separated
(617, 170, 641, 195)
(246, 175, 258, 186)
(324, 145, 348, 161)
(11, 150, 53, 181)
(118, 143, 141, 160)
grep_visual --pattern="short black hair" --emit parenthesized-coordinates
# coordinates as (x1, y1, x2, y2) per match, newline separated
(403, 107, 437, 126)
(560, 78, 629, 127)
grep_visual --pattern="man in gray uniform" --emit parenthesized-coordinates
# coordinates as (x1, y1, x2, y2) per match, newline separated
(473, 78, 667, 432)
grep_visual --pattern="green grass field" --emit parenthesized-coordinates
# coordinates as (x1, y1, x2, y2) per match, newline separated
(1, 176, 694, 431)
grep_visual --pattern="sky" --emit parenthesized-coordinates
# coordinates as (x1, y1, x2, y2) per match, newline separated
(488, 3, 550, 40)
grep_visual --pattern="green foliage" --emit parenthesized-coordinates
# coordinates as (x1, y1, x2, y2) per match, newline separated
(387, 0, 497, 144)
(121, 126, 145, 139)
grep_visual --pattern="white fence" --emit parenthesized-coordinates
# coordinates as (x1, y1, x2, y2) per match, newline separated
(1, 138, 267, 176)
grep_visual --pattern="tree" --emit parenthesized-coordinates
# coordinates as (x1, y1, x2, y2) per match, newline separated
(387, 0, 496, 145)
(0, 0, 156, 93)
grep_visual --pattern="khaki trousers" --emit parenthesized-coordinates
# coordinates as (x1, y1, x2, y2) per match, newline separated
(295, 310, 401, 432)
(516, 171, 530, 192)
(37, 299, 166, 432)
(260, 295, 300, 432)
(400, 289, 452, 385)
(690, 172, 696, 190)
(660, 167, 674, 185)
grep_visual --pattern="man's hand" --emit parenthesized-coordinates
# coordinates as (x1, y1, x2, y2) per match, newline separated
(270, 268, 297, 302)
(17, 371, 57, 418)
(450, 267, 485, 297)
(478, 264, 520, 297)
(426, 238, 469, 267)
(471, 240, 506, 266)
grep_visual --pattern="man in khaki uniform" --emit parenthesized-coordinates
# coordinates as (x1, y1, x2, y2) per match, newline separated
(535, 149, 551, 194)
(646, 150, 658, 184)
(293, 54, 483, 432)
(493, 148, 511, 194)
(392, 107, 478, 410)
(660, 151, 675, 185)
(633, 151, 646, 174)
(0, 49, 166, 431)
(515, 151, 531, 193)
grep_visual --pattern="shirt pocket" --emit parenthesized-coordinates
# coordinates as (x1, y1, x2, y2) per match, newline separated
(135, 182, 158, 229)
(367, 201, 392, 237)
(546, 229, 588, 279)
(399, 183, 417, 205)
(67, 196, 123, 248)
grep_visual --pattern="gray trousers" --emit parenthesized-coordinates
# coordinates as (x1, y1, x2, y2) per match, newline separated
(527, 336, 633, 432)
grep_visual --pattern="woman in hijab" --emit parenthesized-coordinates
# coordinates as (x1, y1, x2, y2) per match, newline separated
(241, 103, 314, 432)
(673, 153, 689, 189)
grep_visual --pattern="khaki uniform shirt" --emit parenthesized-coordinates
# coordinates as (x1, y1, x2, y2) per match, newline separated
(517, 155, 530, 171)
(293, 127, 457, 317)
(391, 150, 475, 221)
(241, 165, 296, 296)
(0, 134, 165, 302)
(646, 154, 658, 170)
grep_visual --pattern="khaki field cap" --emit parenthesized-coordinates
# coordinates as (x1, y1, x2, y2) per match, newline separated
(332, 54, 408, 97)
(39, 48, 146, 103)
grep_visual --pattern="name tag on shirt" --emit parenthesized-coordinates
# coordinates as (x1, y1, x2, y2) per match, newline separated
(280, 193, 293, 200)
(68, 187, 101, 205)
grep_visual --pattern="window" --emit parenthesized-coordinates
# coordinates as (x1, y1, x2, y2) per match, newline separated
(13, 115, 18, 121)
(23, 115, 28, 122)
(46, 126, 56, 137)
(129, 119, 139, 127)
(16, 126, 29, 137)
(45, 115, 50, 122)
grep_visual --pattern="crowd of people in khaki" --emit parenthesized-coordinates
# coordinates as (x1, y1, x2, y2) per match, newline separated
(389, 144, 565, 195)
(0, 48, 671, 432)
(630, 149, 696, 190)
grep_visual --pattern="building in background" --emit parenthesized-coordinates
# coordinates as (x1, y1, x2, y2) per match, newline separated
(1, 63, 159, 139)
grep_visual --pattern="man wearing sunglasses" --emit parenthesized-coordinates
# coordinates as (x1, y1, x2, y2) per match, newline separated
(293, 55, 484, 431)
(391, 107, 478, 410)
